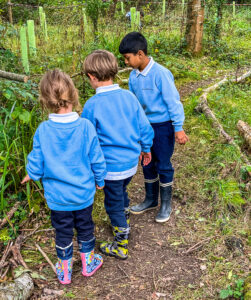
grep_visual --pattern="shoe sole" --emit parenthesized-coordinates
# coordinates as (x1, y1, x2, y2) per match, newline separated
(155, 215, 170, 223)
(130, 205, 158, 215)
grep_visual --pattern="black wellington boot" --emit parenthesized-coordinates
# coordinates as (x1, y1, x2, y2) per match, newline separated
(130, 180, 159, 214)
(155, 185, 172, 223)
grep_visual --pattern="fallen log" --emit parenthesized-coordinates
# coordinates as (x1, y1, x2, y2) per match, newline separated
(237, 120, 251, 150)
(0, 272, 34, 300)
(195, 70, 251, 165)
(0, 70, 29, 83)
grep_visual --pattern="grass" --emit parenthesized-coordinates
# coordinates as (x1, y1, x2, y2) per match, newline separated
(0, 4, 250, 298)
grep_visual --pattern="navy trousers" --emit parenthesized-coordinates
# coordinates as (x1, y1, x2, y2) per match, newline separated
(143, 121, 175, 184)
(51, 204, 94, 248)
(104, 176, 132, 228)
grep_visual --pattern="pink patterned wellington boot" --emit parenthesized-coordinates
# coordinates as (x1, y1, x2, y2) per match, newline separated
(79, 237, 103, 277)
(55, 243, 73, 284)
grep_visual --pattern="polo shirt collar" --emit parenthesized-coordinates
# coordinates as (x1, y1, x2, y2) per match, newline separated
(96, 84, 121, 94)
(136, 57, 155, 77)
(49, 112, 79, 123)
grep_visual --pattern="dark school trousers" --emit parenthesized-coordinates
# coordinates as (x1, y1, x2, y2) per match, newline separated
(51, 204, 94, 248)
(104, 176, 133, 228)
(143, 121, 175, 184)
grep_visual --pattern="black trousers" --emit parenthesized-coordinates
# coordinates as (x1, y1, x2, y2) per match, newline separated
(51, 204, 94, 248)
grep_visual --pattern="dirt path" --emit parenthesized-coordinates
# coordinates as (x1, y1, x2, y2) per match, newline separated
(33, 169, 201, 300)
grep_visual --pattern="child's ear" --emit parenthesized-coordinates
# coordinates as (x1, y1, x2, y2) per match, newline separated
(88, 73, 96, 81)
(137, 50, 145, 58)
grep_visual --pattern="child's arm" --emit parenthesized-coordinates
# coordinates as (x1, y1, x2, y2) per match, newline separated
(157, 70, 188, 144)
(22, 129, 44, 184)
(87, 121, 107, 188)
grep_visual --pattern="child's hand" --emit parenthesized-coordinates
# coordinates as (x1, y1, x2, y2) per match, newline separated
(21, 174, 31, 184)
(140, 152, 152, 166)
(175, 130, 189, 145)
(96, 184, 104, 190)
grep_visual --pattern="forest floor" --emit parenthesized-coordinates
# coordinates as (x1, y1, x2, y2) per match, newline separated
(18, 76, 250, 300)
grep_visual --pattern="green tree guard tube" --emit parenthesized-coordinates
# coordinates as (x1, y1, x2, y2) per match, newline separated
(38, 6, 43, 26)
(130, 7, 136, 30)
(136, 11, 140, 28)
(27, 20, 36, 56)
(20, 26, 29, 74)
(121, 1, 124, 14)
(82, 8, 88, 34)
(162, 0, 166, 19)
(42, 12, 48, 40)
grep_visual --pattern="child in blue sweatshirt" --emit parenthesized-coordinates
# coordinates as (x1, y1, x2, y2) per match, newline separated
(119, 32, 189, 223)
(82, 50, 154, 259)
(21, 69, 106, 284)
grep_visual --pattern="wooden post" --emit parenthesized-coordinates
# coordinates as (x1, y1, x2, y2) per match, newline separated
(182, 0, 185, 14)
(27, 20, 36, 56)
(130, 7, 136, 30)
(8, 0, 13, 24)
(20, 26, 29, 74)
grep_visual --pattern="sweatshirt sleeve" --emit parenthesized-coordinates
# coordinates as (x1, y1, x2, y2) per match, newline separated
(26, 128, 44, 181)
(156, 69, 185, 132)
(87, 121, 107, 187)
(128, 73, 134, 94)
(137, 102, 154, 153)
(81, 101, 96, 128)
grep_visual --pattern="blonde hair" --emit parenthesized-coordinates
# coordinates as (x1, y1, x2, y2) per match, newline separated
(83, 50, 118, 81)
(39, 69, 80, 113)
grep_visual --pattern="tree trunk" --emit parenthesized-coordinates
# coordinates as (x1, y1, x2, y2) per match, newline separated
(185, 0, 204, 55)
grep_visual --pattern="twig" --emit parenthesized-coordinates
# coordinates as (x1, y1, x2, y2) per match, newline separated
(183, 236, 215, 254)
(0, 241, 13, 269)
(35, 243, 56, 274)
(0, 265, 10, 279)
(0, 203, 19, 229)
(118, 67, 132, 74)
(195, 70, 251, 165)
(152, 268, 157, 291)
(117, 264, 130, 279)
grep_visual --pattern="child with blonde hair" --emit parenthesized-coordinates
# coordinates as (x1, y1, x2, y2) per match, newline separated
(22, 69, 106, 284)
(82, 50, 154, 259)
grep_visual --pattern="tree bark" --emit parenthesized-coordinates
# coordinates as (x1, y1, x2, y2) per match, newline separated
(185, 0, 204, 55)
(0, 70, 29, 83)
(237, 120, 251, 150)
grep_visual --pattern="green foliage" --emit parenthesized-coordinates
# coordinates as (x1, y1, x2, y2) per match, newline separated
(220, 278, 244, 299)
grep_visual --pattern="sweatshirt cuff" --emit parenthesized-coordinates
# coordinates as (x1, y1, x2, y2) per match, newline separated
(174, 125, 183, 132)
(141, 146, 151, 153)
(27, 169, 41, 181)
(96, 179, 105, 188)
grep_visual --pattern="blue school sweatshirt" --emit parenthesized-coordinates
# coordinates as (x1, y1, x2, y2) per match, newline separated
(26, 117, 106, 211)
(129, 58, 185, 132)
(82, 86, 154, 172)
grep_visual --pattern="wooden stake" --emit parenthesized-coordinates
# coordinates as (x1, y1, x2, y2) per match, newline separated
(8, 0, 13, 24)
